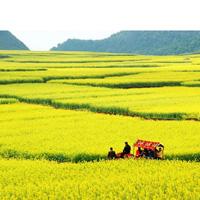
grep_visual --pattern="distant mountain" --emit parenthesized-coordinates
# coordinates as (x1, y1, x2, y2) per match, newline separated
(0, 31, 29, 50)
(51, 31, 200, 55)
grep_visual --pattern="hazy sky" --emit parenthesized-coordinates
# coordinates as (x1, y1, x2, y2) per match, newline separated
(1, 0, 200, 50)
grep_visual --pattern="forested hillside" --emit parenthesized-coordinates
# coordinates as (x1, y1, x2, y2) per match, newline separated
(51, 31, 200, 55)
(0, 31, 29, 50)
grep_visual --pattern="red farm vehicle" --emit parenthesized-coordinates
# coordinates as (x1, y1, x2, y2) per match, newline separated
(114, 139, 164, 160)
(134, 139, 164, 160)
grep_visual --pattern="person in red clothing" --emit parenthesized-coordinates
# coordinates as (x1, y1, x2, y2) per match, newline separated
(135, 147, 142, 158)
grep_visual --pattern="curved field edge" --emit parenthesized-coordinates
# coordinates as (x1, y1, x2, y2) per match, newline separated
(50, 79, 200, 89)
(57, 81, 183, 89)
(0, 72, 140, 85)
(0, 159, 199, 199)
(2, 78, 200, 89)
(0, 94, 199, 121)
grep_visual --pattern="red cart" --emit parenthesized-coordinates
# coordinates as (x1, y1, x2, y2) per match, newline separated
(134, 139, 164, 159)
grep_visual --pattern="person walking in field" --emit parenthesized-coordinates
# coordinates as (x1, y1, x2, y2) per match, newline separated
(107, 147, 116, 159)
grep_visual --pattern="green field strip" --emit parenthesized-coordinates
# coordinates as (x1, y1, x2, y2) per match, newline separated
(0, 55, 11, 59)
(0, 98, 19, 104)
(42, 72, 140, 81)
(0, 148, 199, 162)
(49, 70, 200, 88)
(44, 64, 160, 69)
(59, 81, 183, 89)
(7, 59, 148, 64)
(0, 148, 105, 163)
(0, 78, 44, 85)
(6, 57, 151, 64)
(59, 80, 200, 88)
(182, 80, 200, 87)
(0, 72, 140, 85)
(0, 68, 47, 72)
(0, 94, 199, 121)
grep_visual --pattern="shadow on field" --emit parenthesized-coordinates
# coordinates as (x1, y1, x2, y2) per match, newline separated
(0, 148, 199, 163)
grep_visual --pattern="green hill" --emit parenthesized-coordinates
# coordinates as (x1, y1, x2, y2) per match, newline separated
(0, 31, 29, 50)
(51, 31, 200, 55)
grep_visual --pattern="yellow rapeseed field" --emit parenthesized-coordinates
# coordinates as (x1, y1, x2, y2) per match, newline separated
(0, 51, 199, 199)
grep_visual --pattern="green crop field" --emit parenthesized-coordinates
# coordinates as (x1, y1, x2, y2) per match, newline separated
(0, 51, 199, 199)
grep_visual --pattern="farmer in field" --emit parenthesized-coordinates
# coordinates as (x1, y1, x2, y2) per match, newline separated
(122, 142, 131, 157)
(107, 147, 116, 159)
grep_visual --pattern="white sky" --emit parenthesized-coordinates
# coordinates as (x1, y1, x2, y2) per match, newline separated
(1, 0, 200, 50)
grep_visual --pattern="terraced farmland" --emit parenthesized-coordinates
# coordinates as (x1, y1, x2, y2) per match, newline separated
(0, 51, 199, 199)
